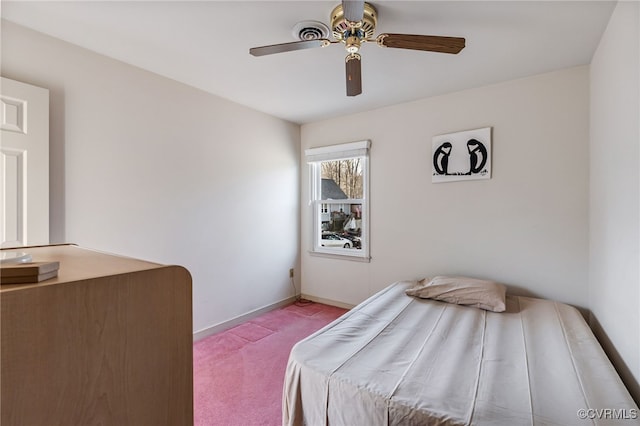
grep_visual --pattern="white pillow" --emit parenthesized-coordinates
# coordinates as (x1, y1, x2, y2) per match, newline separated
(405, 276, 506, 312)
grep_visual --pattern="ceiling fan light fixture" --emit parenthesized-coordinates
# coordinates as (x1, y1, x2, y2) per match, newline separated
(345, 35, 361, 53)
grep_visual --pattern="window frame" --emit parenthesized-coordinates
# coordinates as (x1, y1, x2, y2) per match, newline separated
(306, 140, 371, 261)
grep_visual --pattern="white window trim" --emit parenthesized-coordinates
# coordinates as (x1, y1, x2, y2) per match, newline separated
(305, 140, 370, 162)
(306, 140, 371, 261)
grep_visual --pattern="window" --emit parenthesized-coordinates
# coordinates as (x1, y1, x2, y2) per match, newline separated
(306, 140, 370, 260)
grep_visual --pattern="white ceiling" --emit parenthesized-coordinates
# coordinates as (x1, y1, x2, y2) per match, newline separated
(2, 1, 616, 124)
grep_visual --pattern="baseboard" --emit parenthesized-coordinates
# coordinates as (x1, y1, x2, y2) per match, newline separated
(193, 295, 296, 342)
(300, 294, 355, 310)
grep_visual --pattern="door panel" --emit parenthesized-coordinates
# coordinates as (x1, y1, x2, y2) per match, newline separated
(1, 77, 49, 248)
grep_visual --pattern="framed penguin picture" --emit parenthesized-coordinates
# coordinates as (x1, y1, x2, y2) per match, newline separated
(432, 127, 492, 183)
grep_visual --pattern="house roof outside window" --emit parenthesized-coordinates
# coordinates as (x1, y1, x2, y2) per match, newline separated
(321, 179, 348, 200)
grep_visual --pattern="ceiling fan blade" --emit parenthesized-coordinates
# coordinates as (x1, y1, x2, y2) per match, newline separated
(376, 33, 465, 54)
(345, 53, 362, 97)
(249, 39, 330, 57)
(342, 0, 365, 23)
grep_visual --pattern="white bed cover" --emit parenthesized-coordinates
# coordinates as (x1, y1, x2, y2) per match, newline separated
(283, 282, 639, 425)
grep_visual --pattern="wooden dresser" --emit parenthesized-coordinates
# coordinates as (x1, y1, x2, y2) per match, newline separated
(1, 244, 193, 425)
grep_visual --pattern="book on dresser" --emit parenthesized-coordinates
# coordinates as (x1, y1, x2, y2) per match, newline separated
(0, 261, 60, 284)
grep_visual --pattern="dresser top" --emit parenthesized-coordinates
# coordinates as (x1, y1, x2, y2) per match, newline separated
(1, 244, 164, 292)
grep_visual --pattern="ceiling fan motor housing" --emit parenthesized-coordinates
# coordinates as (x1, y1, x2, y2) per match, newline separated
(330, 2, 377, 41)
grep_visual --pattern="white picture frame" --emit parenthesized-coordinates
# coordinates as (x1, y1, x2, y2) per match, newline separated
(432, 127, 492, 183)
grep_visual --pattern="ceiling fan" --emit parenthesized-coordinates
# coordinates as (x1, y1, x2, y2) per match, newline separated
(249, 1, 465, 97)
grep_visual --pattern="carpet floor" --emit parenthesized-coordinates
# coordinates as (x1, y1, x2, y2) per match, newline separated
(193, 302, 348, 426)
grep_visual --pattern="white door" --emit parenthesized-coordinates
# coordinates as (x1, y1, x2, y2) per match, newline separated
(0, 77, 49, 248)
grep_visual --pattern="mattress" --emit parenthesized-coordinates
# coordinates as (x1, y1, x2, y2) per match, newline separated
(283, 281, 638, 425)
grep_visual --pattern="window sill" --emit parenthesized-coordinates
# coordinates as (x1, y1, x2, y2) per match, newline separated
(308, 250, 371, 263)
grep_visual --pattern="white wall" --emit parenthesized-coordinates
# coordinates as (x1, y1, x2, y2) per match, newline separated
(301, 66, 590, 310)
(589, 1, 640, 403)
(1, 20, 301, 335)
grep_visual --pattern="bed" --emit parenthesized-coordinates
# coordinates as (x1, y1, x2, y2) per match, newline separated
(283, 280, 639, 425)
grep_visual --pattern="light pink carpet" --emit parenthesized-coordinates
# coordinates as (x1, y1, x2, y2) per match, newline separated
(193, 302, 347, 426)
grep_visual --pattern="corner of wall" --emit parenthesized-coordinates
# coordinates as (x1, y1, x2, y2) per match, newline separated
(588, 0, 640, 404)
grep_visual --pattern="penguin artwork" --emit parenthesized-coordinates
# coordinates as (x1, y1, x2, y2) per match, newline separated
(433, 142, 452, 175)
(466, 139, 488, 174)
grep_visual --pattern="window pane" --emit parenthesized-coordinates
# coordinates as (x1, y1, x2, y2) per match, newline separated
(318, 203, 362, 250)
(320, 159, 363, 199)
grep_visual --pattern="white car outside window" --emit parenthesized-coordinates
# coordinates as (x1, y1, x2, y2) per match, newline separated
(321, 233, 352, 248)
